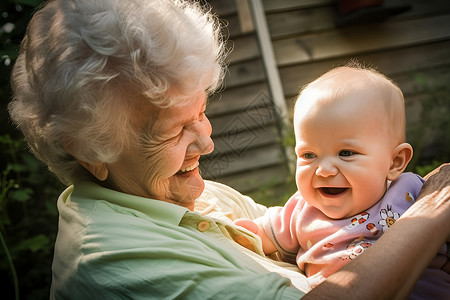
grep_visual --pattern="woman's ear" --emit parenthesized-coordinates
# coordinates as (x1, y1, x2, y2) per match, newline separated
(63, 141, 109, 181)
(387, 143, 413, 181)
(76, 160, 109, 181)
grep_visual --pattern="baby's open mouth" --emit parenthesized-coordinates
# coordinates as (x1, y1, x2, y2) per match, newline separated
(177, 162, 199, 174)
(319, 187, 348, 196)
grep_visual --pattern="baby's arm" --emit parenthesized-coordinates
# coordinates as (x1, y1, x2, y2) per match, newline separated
(234, 218, 277, 255)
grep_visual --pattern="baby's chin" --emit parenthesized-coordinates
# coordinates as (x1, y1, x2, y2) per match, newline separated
(317, 205, 355, 220)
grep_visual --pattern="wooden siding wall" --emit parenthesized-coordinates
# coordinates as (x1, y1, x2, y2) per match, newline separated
(265, 0, 450, 165)
(200, 0, 292, 197)
(202, 0, 450, 196)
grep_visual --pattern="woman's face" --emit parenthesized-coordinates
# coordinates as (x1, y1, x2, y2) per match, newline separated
(105, 91, 214, 210)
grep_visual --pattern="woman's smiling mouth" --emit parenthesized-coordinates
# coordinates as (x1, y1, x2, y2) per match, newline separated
(178, 162, 199, 174)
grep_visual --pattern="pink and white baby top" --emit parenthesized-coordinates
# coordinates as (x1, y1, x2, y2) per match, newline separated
(261, 172, 448, 293)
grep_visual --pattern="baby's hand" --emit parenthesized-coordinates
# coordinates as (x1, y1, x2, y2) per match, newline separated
(234, 218, 259, 235)
(234, 217, 277, 255)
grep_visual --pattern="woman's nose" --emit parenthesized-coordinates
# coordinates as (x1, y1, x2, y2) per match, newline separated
(315, 159, 338, 177)
(188, 116, 214, 155)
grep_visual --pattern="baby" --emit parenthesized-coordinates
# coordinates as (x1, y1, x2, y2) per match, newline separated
(235, 64, 449, 298)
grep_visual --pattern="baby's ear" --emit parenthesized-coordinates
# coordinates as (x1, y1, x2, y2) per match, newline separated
(387, 143, 413, 181)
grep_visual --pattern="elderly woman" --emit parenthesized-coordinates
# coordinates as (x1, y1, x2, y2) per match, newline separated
(8, 0, 450, 299)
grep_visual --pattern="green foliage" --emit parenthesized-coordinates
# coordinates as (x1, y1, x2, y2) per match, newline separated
(0, 134, 62, 300)
(1, 1, 61, 299)
(414, 160, 445, 178)
(406, 72, 450, 173)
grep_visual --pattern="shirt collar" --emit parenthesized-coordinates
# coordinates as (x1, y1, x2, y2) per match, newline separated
(70, 181, 190, 225)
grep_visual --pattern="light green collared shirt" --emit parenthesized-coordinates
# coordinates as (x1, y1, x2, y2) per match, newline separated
(50, 180, 306, 299)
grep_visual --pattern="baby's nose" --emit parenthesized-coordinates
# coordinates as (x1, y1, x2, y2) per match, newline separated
(315, 159, 338, 177)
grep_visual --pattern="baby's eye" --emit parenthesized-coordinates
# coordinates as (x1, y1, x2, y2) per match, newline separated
(339, 150, 355, 157)
(302, 153, 317, 159)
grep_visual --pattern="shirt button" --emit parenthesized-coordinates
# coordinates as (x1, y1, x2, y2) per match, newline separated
(197, 220, 210, 232)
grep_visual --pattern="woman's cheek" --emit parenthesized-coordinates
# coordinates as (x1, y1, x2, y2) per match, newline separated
(156, 141, 185, 172)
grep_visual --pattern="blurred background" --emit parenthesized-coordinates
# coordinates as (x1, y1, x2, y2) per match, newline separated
(1, 0, 449, 298)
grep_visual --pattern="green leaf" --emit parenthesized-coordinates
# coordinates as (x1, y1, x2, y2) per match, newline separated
(0, 45, 19, 60)
(9, 163, 27, 173)
(9, 187, 33, 202)
(0, 134, 12, 144)
(10, 0, 43, 7)
(22, 154, 40, 172)
(45, 200, 58, 216)
(19, 234, 50, 253)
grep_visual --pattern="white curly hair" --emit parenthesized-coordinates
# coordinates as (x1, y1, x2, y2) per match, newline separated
(8, 0, 227, 185)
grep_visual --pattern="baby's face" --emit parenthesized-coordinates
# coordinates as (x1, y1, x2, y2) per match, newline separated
(294, 89, 395, 219)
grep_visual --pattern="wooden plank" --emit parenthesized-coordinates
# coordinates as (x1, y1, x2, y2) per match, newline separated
(211, 164, 291, 195)
(391, 0, 450, 19)
(236, 0, 255, 33)
(207, 83, 270, 117)
(223, 59, 266, 88)
(279, 40, 450, 98)
(220, 14, 242, 38)
(227, 34, 260, 62)
(200, 143, 286, 178)
(282, 63, 450, 103)
(250, 0, 291, 124)
(209, 0, 237, 16)
(273, 14, 450, 66)
(262, 0, 333, 13)
(210, 105, 279, 137)
(267, 6, 335, 39)
(267, 0, 450, 39)
(209, 1, 254, 40)
(210, 125, 281, 156)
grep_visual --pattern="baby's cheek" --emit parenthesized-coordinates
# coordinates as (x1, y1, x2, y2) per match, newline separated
(296, 170, 310, 192)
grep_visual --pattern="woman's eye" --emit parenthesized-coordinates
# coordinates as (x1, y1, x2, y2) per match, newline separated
(339, 150, 354, 157)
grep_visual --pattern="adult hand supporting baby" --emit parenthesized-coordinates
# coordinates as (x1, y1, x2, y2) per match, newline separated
(420, 163, 450, 242)
(421, 163, 450, 274)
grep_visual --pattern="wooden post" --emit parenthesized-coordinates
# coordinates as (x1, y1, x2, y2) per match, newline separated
(248, 0, 296, 174)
